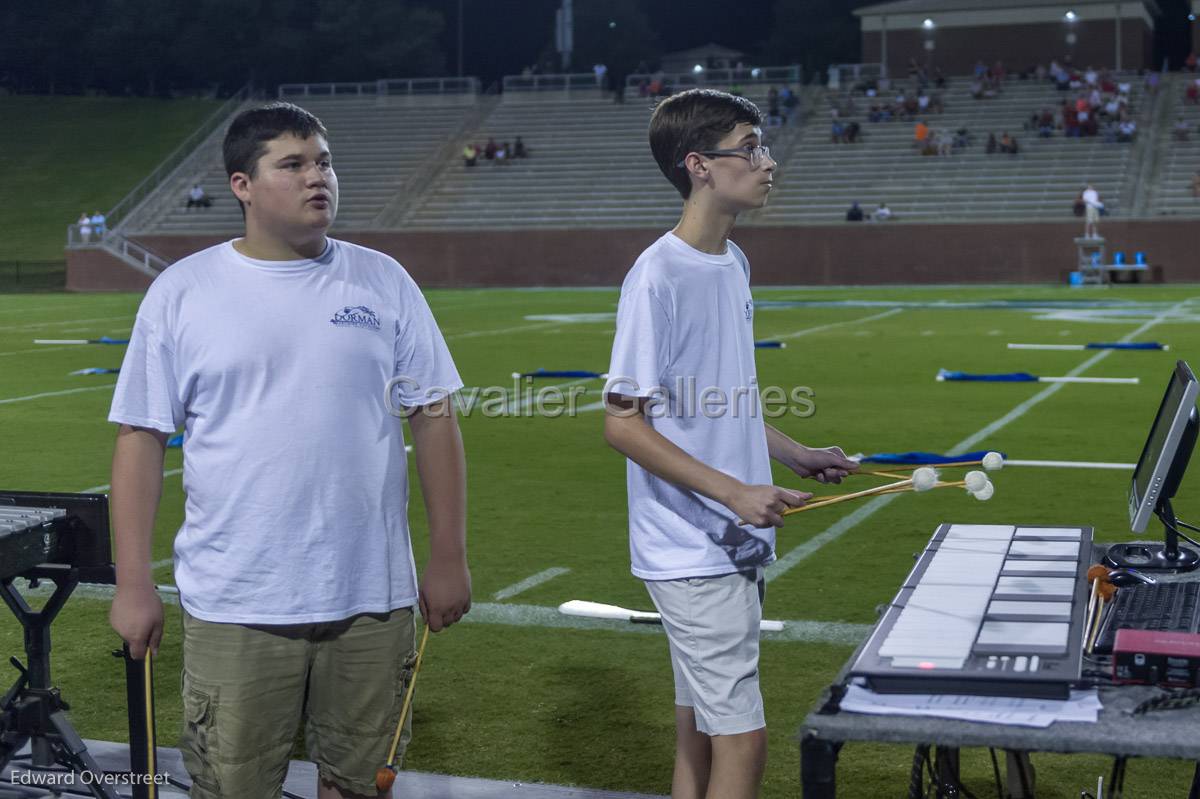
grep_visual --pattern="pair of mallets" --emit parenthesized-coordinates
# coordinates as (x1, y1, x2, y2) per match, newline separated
(739, 452, 1003, 525)
(128, 633, 431, 796)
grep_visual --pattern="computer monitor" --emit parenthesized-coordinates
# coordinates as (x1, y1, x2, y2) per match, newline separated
(1105, 360, 1200, 572)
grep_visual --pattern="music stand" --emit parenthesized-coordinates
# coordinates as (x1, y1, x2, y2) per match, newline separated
(0, 564, 119, 799)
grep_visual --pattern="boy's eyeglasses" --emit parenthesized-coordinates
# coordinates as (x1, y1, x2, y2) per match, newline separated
(677, 145, 772, 170)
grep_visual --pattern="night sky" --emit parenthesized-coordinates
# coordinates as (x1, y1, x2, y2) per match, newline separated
(440, 0, 1197, 85)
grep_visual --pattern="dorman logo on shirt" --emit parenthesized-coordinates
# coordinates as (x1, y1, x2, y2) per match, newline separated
(744, 300, 754, 322)
(330, 306, 381, 331)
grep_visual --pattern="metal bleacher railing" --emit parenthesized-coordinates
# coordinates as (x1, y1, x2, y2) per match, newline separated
(501, 73, 606, 94)
(624, 65, 802, 92)
(277, 77, 480, 98)
(97, 83, 252, 237)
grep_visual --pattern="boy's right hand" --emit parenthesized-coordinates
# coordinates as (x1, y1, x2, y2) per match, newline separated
(727, 484, 811, 528)
(110, 583, 164, 660)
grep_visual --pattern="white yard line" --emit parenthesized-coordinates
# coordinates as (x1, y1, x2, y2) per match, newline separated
(765, 298, 1195, 584)
(0, 346, 76, 357)
(0, 383, 116, 405)
(765, 307, 904, 340)
(444, 320, 564, 341)
(492, 567, 571, 600)
(0, 315, 132, 333)
(17, 581, 872, 645)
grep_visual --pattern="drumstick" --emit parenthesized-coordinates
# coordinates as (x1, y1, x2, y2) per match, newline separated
(857, 452, 1005, 475)
(376, 624, 430, 793)
(144, 649, 158, 799)
(1086, 583, 1117, 654)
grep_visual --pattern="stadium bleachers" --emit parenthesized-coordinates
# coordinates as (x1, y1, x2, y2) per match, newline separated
(118, 73, 1188, 237)
(757, 74, 1147, 225)
(125, 97, 479, 235)
(403, 85, 790, 231)
(1147, 73, 1200, 218)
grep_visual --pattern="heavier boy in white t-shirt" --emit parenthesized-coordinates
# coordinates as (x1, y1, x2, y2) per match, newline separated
(605, 89, 858, 799)
(108, 103, 470, 799)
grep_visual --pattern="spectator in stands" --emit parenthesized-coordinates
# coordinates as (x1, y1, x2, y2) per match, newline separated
(1187, 52, 1198, 73)
(186, 184, 212, 210)
(1051, 60, 1070, 90)
(494, 142, 509, 164)
(90, 211, 107, 238)
(970, 78, 984, 100)
(76, 212, 91, 242)
(463, 142, 478, 167)
(781, 86, 799, 125)
(934, 68, 946, 89)
(831, 117, 845, 143)
(986, 132, 998, 154)
(999, 132, 1019, 155)
(935, 130, 953, 156)
(1187, 79, 1200, 106)
(767, 87, 782, 126)
(1084, 66, 1098, 87)
(1062, 100, 1079, 137)
(929, 93, 944, 114)
(1037, 108, 1055, 137)
(953, 127, 971, 149)
(1192, 170, 1200, 198)
(484, 137, 497, 159)
(845, 121, 861, 144)
(1082, 184, 1104, 238)
(913, 120, 930, 149)
(872, 202, 893, 222)
(917, 92, 930, 114)
(1175, 117, 1192, 142)
(845, 201, 864, 222)
(514, 137, 528, 158)
(1117, 117, 1137, 143)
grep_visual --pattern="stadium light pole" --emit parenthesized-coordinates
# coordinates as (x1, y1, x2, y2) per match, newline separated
(880, 14, 888, 79)
(1114, 1, 1122, 72)
(1064, 11, 1078, 62)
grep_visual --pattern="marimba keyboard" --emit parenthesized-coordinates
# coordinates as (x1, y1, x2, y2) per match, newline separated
(850, 524, 1092, 699)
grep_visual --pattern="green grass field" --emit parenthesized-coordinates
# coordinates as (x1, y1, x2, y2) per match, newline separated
(1, 284, 1199, 797)
(0, 96, 219, 262)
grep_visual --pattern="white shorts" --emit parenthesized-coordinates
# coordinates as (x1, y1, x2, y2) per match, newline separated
(643, 568, 766, 736)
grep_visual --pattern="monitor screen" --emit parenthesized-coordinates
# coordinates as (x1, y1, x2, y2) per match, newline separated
(1129, 360, 1200, 533)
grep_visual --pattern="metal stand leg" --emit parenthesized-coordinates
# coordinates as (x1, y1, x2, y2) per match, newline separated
(801, 733, 841, 799)
(933, 747, 960, 799)
(0, 569, 118, 799)
(1006, 750, 1036, 798)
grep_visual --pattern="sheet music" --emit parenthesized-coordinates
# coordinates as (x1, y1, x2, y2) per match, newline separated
(841, 681, 1102, 728)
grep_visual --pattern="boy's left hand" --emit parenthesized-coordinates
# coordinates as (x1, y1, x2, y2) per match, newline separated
(787, 445, 859, 484)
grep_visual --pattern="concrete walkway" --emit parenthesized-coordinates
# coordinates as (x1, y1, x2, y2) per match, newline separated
(0, 740, 665, 799)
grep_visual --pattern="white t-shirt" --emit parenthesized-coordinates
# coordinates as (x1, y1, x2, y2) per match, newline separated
(1083, 188, 1103, 209)
(607, 232, 774, 581)
(109, 238, 462, 625)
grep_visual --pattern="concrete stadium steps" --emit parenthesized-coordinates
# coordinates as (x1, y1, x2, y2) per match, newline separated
(758, 74, 1145, 224)
(1148, 75, 1200, 218)
(405, 98, 684, 229)
(131, 98, 478, 235)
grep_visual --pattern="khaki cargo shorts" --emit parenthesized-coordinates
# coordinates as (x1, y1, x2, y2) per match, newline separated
(179, 606, 416, 798)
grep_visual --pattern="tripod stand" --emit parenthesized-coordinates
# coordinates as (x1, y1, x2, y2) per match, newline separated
(0, 564, 118, 799)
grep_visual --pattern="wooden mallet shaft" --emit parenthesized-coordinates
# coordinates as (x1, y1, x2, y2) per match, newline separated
(376, 623, 431, 792)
